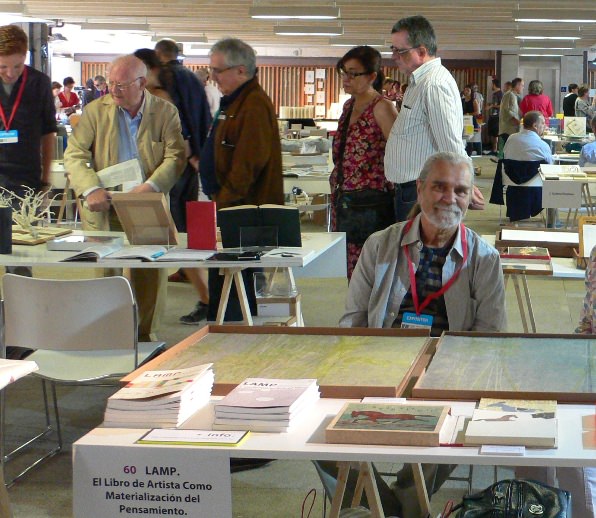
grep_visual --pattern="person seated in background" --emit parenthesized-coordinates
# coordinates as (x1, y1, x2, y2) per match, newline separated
(320, 152, 506, 518)
(491, 111, 553, 222)
(503, 110, 553, 164)
(58, 76, 80, 115)
(51, 80, 62, 113)
(579, 117, 596, 167)
(519, 80, 553, 119)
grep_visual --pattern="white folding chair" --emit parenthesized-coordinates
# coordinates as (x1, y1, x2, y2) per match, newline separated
(0, 274, 165, 486)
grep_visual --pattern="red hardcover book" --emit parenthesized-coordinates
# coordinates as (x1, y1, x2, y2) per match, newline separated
(186, 201, 217, 250)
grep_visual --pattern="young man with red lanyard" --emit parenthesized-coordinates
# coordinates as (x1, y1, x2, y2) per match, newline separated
(0, 25, 56, 199)
(325, 151, 506, 517)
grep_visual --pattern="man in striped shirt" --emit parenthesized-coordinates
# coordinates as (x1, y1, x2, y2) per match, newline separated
(385, 15, 479, 221)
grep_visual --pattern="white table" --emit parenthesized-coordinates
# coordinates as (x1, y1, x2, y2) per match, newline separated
(73, 398, 596, 518)
(483, 234, 585, 332)
(0, 230, 347, 325)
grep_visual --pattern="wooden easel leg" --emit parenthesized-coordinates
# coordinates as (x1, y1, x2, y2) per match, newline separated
(411, 463, 431, 518)
(233, 270, 253, 325)
(215, 269, 234, 324)
(329, 462, 351, 518)
(357, 462, 385, 518)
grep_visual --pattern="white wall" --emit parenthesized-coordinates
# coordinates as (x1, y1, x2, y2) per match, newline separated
(50, 56, 81, 87)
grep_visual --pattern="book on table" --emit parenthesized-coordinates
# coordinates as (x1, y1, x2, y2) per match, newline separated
(499, 246, 553, 272)
(186, 201, 217, 251)
(464, 398, 558, 448)
(46, 234, 124, 252)
(103, 363, 214, 428)
(137, 429, 249, 447)
(325, 402, 452, 447)
(217, 204, 302, 248)
(62, 245, 215, 263)
(212, 377, 320, 433)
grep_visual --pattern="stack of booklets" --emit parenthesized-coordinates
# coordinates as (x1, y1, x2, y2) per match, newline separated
(103, 364, 214, 428)
(464, 398, 558, 448)
(499, 246, 552, 273)
(212, 378, 320, 433)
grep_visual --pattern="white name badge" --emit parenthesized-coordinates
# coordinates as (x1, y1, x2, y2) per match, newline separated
(0, 130, 18, 143)
(401, 312, 433, 330)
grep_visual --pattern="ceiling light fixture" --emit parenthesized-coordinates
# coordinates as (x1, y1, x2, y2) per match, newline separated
(250, 6, 340, 20)
(519, 53, 564, 57)
(81, 22, 150, 32)
(275, 24, 343, 36)
(329, 37, 385, 47)
(519, 41, 576, 49)
(514, 9, 596, 23)
(515, 30, 581, 40)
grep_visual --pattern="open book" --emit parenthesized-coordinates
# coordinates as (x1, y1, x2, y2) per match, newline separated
(217, 204, 301, 248)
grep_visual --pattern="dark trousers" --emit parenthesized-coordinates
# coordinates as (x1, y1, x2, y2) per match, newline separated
(169, 163, 198, 232)
(394, 180, 418, 222)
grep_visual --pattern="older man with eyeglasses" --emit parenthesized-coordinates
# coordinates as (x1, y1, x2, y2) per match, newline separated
(65, 54, 186, 340)
(385, 15, 483, 222)
(194, 37, 283, 324)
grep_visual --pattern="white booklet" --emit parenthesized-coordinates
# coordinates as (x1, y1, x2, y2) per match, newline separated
(61, 242, 124, 262)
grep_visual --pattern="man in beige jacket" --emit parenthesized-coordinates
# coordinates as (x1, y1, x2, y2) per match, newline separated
(65, 54, 186, 339)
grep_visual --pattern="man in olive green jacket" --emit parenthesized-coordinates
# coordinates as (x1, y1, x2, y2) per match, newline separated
(65, 54, 186, 339)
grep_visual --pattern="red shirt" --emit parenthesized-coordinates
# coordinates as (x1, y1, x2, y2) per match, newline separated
(58, 90, 80, 108)
(519, 93, 553, 118)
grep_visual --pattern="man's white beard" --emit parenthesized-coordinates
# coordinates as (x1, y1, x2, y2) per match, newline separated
(422, 203, 463, 230)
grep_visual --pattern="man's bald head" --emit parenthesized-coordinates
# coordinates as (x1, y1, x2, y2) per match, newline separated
(108, 55, 147, 115)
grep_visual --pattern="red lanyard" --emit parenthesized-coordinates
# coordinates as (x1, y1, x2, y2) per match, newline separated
(403, 218, 468, 315)
(0, 66, 27, 131)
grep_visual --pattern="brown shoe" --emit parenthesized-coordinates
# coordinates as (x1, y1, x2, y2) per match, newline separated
(168, 269, 189, 283)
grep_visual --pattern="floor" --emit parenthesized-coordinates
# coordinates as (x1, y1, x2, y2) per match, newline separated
(2, 156, 587, 517)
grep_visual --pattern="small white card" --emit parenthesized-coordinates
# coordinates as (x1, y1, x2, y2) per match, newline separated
(480, 445, 525, 456)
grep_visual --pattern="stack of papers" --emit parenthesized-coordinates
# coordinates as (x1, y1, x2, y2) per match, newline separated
(103, 364, 214, 428)
(213, 378, 320, 433)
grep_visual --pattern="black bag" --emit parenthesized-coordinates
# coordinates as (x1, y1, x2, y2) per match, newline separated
(334, 189, 394, 245)
(446, 479, 571, 518)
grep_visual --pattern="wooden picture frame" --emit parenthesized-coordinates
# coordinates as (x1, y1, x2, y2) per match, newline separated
(326, 402, 450, 447)
(111, 192, 178, 246)
(578, 215, 596, 258)
(495, 227, 579, 258)
(121, 326, 434, 399)
(413, 331, 596, 403)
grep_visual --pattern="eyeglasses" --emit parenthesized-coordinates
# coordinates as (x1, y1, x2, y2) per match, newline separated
(389, 45, 420, 56)
(209, 65, 239, 75)
(338, 70, 370, 80)
(107, 77, 142, 91)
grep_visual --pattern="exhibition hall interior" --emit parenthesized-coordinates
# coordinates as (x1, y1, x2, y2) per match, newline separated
(0, 1, 595, 517)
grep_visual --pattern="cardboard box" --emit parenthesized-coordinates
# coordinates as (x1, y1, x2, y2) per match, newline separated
(257, 294, 301, 317)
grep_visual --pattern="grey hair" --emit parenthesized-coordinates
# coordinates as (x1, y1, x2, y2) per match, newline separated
(418, 152, 474, 185)
(527, 80, 543, 95)
(391, 15, 437, 56)
(110, 55, 147, 79)
(210, 38, 256, 78)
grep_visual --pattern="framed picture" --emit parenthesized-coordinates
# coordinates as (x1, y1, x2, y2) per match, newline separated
(326, 402, 451, 447)
(111, 192, 178, 246)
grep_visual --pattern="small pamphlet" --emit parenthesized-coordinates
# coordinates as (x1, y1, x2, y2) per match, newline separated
(137, 429, 249, 447)
(480, 445, 526, 456)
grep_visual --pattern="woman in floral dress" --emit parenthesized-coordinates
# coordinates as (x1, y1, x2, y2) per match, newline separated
(330, 46, 398, 279)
